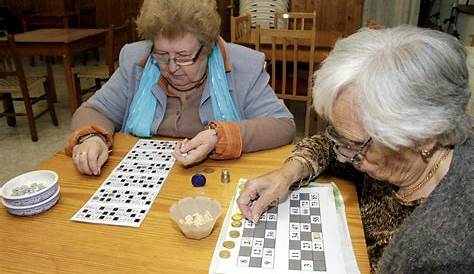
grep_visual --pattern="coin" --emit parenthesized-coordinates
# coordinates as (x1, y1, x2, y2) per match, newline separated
(231, 220, 242, 227)
(231, 213, 242, 221)
(201, 168, 215, 174)
(229, 230, 240, 238)
(223, 241, 235, 249)
(219, 250, 231, 258)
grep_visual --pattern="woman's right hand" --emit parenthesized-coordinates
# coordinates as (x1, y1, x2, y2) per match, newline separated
(237, 160, 307, 223)
(72, 136, 109, 176)
(237, 170, 292, 223)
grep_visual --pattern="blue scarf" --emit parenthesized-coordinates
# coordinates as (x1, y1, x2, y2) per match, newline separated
(124, 44, 241, 137)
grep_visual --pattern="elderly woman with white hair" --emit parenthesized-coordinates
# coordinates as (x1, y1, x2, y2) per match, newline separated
(238, 25, 473, 273)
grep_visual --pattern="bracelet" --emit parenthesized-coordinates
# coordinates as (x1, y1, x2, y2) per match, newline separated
(78, 132, 107, 145)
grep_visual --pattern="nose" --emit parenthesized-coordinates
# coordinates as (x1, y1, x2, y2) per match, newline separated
(168, 59, 180, 74)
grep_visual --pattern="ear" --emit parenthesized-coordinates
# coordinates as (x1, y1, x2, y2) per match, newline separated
(416, 138, 439, 162)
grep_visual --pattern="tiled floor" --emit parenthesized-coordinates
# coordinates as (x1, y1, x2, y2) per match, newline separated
(0, 57, 308, 186)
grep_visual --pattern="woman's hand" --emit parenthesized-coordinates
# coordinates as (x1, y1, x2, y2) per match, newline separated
(172, 129, 218, 166)
(237, 160, 307, 223)
(72, 136, 109, 176)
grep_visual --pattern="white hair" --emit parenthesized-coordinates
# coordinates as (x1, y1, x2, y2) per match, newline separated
(314, 25, 473, 149)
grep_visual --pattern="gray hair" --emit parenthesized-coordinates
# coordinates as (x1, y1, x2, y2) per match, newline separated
(314, 25, 473, 149)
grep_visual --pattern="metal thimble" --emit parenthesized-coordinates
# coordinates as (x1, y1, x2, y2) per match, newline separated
(221, 169, 230, 183)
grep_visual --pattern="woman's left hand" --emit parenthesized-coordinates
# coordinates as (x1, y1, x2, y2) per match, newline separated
(172, 129, 218, 166)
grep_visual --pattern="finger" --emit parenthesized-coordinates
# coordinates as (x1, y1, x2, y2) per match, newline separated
(171, 151, 187, 163)
(180, 152, 199, 166)
(180, 137, 201, 153)
(72, 146, 81, 169)
(174, 140, 184, 154)
(96, 148, 109, 175)
(237, 187, 258, 221)
(87, 146, 101, 176)
(250, 192, 275, 224)
(77, 152, 92, 175)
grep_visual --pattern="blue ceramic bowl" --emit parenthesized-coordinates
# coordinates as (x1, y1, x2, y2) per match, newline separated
(2, 188, 60, 216)
(0, 170, 59, 207)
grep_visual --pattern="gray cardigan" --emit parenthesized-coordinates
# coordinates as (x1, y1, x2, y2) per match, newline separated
(379, 136, 474, 273)
(87, 40, 293, 133)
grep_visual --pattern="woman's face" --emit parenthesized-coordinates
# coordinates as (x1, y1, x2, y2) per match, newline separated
(331, 88, 423, 186)
(153, 33, 208, 91)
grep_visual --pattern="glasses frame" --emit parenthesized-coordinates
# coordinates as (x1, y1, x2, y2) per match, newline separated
(152, 45, 203, 67)
(325, 125, 372, 166)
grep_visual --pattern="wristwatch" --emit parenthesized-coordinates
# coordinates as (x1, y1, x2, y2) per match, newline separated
(205, 121, 218, 136)
(77, 132, 107, 145)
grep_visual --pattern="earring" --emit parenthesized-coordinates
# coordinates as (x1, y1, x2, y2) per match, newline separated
(419, 147, 435, 162)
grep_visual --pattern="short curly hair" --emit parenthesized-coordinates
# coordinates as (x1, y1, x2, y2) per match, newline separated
(136, 0, 221, 54)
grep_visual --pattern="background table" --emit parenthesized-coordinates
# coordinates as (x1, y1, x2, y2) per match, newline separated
(0, 133, 369, 273)
(0, 28, 107, 113)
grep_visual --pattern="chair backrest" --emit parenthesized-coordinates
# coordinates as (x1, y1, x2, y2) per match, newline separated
(105, 19, 133, 76)
(274, 12, 316, 31)
(255, 25, 316, 102)
(367, 18, 384, 29)
(0, 35, 30, 97)
(230, 14, 251, 43)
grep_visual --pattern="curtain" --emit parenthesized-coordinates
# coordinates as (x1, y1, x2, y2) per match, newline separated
(363, 0, 421, 27)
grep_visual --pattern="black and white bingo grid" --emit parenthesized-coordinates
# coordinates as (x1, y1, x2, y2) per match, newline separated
(210, 179, 347, 274)
(71, 139, 176, 227)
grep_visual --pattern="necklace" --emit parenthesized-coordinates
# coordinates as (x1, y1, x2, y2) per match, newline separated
(396, 148, 451, 202)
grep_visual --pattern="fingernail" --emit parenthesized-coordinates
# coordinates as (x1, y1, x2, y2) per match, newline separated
(252, 216, 258, 224)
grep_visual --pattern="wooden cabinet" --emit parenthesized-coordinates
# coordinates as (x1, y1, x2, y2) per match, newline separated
(290, 0, 363, 36)
(94, 0, 142, 28)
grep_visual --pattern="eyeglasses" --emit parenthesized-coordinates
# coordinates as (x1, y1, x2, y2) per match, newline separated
(152, 45, 203, 67)
(325, 125, 372, 166)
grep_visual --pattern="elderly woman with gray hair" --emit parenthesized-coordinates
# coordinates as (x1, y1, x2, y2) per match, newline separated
(238, 25, 473, 273)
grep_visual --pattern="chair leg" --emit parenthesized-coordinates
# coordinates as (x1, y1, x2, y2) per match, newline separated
(74, 73, 84, 99)
(29, 56, 35, 67)
(22, 95, 38, 142)
(2, 93, 16, 126)
(93, 48, 100, 62)
(304, 100, 312, 137)
(43, 82, 58, 126)
(81, 51, 88, 66)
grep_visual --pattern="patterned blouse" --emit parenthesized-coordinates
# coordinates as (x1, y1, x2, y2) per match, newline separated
(287, 135, 423, 273)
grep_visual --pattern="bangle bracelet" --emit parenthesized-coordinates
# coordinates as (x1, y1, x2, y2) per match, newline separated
(77, 132, 107, 145)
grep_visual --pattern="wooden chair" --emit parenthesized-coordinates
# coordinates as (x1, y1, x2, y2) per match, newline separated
(274, 12, 316, 31)
(0, 35, 58, 141)
(230, 14, 251, 43)
(73, 20, 133, 100)
(255, 25, 316, 136)
(367, 18, 384, 29)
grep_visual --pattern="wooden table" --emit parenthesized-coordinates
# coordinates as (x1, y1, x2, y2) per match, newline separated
(0, 28, 107, 113)
(0, 133, 369, 273)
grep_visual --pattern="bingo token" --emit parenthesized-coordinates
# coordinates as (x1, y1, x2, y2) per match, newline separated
(223, 241, 235, 249)
(219, 250, 231, 258)
(191, 173, 206, 187)
(231, 213, 242, 221)
(231, 220, 242, 227)
(229, 230, 240, 238)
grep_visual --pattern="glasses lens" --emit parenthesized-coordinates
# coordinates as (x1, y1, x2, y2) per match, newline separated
(175, 58, 194, 66)
(326, 126, 370, 166)
(153, 54, 169, 64)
